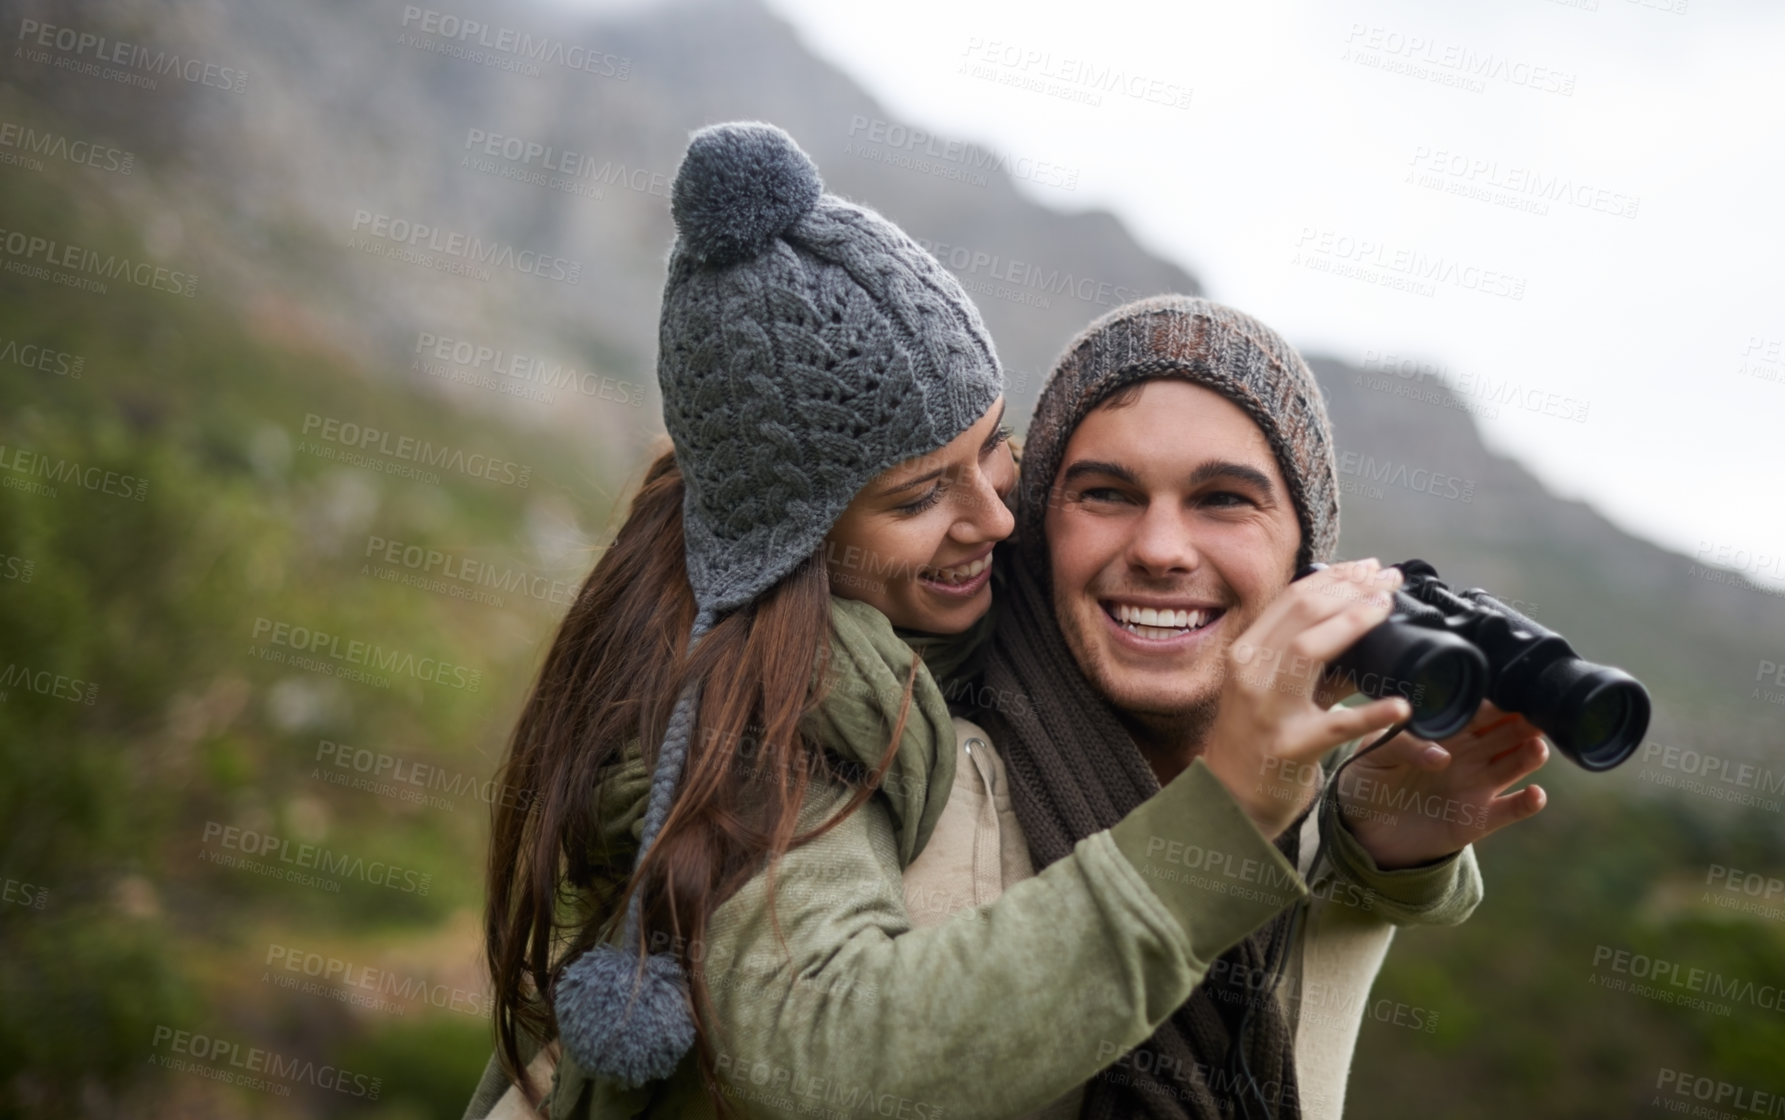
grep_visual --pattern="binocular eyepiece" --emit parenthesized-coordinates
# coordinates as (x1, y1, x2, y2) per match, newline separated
(1295, 560, 1651, 770)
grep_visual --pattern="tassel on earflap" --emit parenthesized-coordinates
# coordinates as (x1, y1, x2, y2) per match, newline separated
(556, 611, 713, 1087)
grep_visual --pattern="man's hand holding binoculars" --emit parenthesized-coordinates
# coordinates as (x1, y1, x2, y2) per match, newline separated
(1202, 554, 1641, 861)
(1201, 558, 1415, 841)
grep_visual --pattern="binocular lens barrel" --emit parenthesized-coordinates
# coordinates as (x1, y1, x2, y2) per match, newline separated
(1507, 661, 1651, 771)
(1331, 623, 1488, 741)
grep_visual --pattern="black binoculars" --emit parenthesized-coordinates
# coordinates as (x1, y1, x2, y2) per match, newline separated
(1296, 559, 1651, 770)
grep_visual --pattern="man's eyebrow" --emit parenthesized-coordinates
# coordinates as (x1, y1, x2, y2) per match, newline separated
(1060, 460, 1140, 488)
(1187, 460, 1276, 495)
(1060, 458, 1276, 494)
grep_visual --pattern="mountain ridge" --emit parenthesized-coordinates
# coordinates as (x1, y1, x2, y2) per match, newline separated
(9, 0, 1781, 758)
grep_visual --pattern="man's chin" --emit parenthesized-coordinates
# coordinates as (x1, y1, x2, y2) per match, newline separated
(1099, 681, 1217, 723)
(1092, 641, 1220, 699)
(1078, 651, 1212, 714)
(1104, 686, 1221, 756)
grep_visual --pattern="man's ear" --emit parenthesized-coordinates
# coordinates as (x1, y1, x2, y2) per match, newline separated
(1281, 541, 1306, 587)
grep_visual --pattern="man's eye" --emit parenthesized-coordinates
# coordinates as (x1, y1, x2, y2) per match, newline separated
(1202, 491, 1252, 508)
(1078, 487, 1131, 505)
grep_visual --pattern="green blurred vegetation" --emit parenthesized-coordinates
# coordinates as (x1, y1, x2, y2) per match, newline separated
(1352, 768, 1785, 1118)
(0, 149, 619, 1117)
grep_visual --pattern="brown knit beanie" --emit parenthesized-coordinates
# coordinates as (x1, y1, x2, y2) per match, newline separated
(1016, 294, 1338, 575)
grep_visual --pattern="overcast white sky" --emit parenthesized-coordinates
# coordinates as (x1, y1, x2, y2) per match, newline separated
(580, 0, 1785, 588)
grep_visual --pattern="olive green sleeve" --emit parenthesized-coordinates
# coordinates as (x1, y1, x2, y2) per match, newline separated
(1316, 788, 1484, 926)
(679, 757, 1304, 1120)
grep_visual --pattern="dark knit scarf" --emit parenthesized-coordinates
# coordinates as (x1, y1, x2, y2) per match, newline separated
(980, 549, 1304, 1120)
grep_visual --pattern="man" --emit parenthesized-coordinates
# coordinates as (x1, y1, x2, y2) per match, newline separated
(970, 294, 1550, 1119)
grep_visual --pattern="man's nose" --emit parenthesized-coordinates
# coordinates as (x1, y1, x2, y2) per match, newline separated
(1126, 504, 1198, 574)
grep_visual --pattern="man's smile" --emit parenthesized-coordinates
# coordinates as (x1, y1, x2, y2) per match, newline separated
(1099, 598, 1227, 647)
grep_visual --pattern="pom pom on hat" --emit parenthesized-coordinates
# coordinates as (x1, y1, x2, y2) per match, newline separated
(671, 121, 823, 266)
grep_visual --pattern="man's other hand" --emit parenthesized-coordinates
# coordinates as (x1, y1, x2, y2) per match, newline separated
(1335, 700, 1549, 869)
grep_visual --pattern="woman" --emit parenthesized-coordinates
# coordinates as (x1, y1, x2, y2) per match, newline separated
(471, 118, 1019, 1116)
(466, 123, 1430, 1120)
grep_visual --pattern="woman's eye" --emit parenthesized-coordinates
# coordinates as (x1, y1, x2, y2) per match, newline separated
(982, 425, 1013, 455)
(894, 486, 945, 515)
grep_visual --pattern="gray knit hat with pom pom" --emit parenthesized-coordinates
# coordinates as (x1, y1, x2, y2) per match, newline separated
(555, 121, 1003, 1089)
(661, 121, 1004, 614)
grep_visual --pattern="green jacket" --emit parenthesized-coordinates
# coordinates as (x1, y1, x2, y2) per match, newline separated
(464, 597, 1478, 1119)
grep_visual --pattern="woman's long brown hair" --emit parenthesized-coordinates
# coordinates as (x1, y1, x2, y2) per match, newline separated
(485, 447, 914, 1113)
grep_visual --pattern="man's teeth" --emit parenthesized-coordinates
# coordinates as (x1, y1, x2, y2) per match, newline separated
(1110, 603, 1215, 635)
(925, 556, 989, 584)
